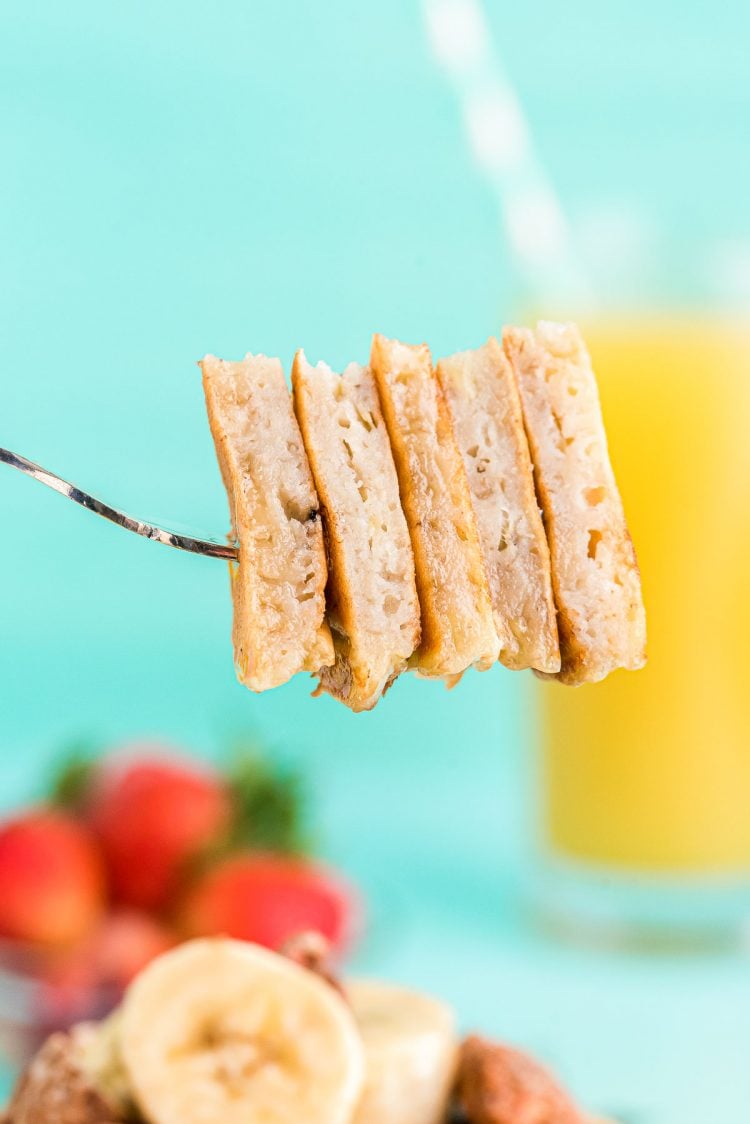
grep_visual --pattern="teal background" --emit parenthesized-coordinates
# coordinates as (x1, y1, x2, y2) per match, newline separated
(1, 2, 749, 1120)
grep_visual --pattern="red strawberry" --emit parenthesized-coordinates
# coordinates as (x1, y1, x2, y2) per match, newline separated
(0, 811, 105, 946)
(179, 853, 359, 954)
(86, 747, 231, 912)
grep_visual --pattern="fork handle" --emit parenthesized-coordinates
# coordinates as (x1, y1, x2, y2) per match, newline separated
(0, 447, 238, 560)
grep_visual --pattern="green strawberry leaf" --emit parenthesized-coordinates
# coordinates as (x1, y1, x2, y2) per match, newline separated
(224, 744, 312, 857)
(49, 741, 99, 809)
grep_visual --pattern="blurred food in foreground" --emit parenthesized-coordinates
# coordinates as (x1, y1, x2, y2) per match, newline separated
(82, 754, 232, 911)
(456, 1036, 587, 1124)
(0, 742, 360, 1063)
(543, 319, 750, 870)
(0, 812, 105, 947)
(179, 852, 353, 951)
(3, 934, 598, 1124)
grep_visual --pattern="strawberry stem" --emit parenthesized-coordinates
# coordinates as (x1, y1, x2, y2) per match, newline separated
(49, 744, 98, 810)
(224, 746, 311, 857)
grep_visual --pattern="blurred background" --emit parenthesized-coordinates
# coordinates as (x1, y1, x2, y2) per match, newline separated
(1, 1, 749, 1121)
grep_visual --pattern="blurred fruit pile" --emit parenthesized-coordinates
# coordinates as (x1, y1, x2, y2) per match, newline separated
(0, 742, 359, 1054)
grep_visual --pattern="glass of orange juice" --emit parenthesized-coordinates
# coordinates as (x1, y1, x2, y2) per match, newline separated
(535, 316, 750, 946)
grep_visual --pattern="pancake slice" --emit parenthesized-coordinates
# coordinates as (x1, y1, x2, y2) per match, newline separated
(201, 353, 333, 691)
(370, 334, 499, 680)
(292, 351, 421, 710)
(503, 322, 646, 685)
(437, 338, 560, 673)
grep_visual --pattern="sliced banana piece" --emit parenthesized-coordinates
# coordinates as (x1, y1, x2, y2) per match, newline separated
(119, 937, 364, 1124)
(348, 979, 459, 1124)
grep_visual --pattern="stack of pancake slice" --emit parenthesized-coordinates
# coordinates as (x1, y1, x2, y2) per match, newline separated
(201, 322, 646, 711)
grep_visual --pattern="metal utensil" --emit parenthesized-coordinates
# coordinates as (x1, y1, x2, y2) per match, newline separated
(0, 447, 238, 561)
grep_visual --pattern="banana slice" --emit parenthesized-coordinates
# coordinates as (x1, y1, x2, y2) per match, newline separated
(119, 937, 364, 1124)
(347, 979, 459, 1124)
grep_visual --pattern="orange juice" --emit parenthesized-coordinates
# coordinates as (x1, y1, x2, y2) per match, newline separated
(542, 319, 750, 873)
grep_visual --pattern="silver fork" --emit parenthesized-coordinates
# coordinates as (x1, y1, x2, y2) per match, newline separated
(0, 447, 238, 561)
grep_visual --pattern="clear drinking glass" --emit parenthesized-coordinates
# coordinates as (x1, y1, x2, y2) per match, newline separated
(535, 313, 750, 947)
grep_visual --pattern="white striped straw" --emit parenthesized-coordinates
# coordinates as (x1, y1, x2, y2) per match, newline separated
(421, 0, 593, 311)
